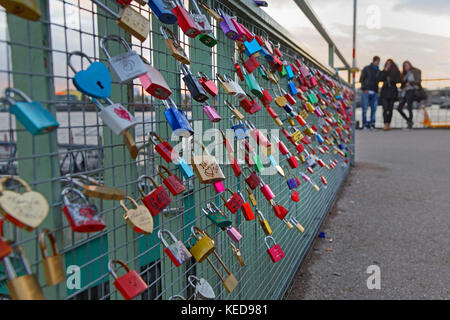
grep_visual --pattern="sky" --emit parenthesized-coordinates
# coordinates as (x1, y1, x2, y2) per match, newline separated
(263, 0, 450, 88)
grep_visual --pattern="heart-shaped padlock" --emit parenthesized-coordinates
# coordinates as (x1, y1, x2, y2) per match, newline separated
(291, 190, 300, 202)
(68, 51, 112, 99)
(0, 176, 49, 231)
(120, 196, 154, 235)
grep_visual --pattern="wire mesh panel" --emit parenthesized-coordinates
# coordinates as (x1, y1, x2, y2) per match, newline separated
(0, 0, 352, 300)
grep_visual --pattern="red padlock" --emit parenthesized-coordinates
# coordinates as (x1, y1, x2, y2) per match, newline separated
(245, 95, 262, 114)
(259, 179, 275, 201)
(116, 0, 132, 4)
(278, 140, 290, 155)
(287, 155, 299, 169)
(265, 236, 285, 263)
(240, 96, 253, 112)
(241, 202, 255, 221)
(148, 132, 179, 163)
(198, 72, 219, 97)
(172, 0, 200, 38)
(296, 142, 305, 153)
(266, 106, 278, 119)
(138, 176, 172, 216)
(254, 34, 265, 46)
(158, 165, 186, 196)
(272, 202, 288, 220)
(221, 189, 245, 214)
(242, 55, 260, 74)
(229, 156, 242, 177)
(109, 260, 148, 300)
(245, 168, 261, 190)
(0, 237, 12, 260)
(260, 89, 273, 105)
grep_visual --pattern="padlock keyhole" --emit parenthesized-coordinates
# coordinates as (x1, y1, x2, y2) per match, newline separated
(97, 81, 104, 89)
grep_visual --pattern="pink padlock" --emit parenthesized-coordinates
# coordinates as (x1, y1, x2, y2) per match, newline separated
(213, 181, 225, 193)
(225, 226, 242, 243)
(259, 179, 275, 201)
(203, 104, 222, 122)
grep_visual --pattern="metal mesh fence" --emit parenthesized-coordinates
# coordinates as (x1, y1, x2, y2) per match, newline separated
(0, 0, 351, 300)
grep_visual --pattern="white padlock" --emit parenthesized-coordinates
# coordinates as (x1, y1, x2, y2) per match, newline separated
(224, 75, 246, 101)
(100, 35, 148, 83)
(93, 98, 137, 135)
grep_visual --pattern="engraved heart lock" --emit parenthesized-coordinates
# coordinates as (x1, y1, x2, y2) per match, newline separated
(120, 196, 154, 235)
(0, 176, 49, 231)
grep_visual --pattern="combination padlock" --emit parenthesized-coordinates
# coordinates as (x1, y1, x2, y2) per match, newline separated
(100, 35, 148, 83)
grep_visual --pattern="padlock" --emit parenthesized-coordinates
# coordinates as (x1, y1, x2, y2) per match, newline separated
(244, 167, 261, 190)
(259, 178, 275, 201)
(231, 119, 248, 141)
(39, 229, 65, 286)
(241, 201, 254, 221)
(158, 229, 192, 267)
(242, 67, 263, 98)
(284, 218, 294, 229)
(191, 140, 225, 184)
(217, 73, 236, 95)
(109, 260, 148, 300)
(291, 217, 305, 233)
(190, 0, 212, 34)
(230, 242, 245, 267)
(245, 120, 272, 153)
(232, 59, 245, 82)
(272, 202, 289, 220)
(188, 275, 215, 300)
(253, 153, 264, 173)
(218, 8, 239, 40)
(69, 174, 126, 200)
(206, 250, 238, 293)
(181, 64, 209, 102)
(226, 101, 245, 121)
(0, 237, 12, 259)
(62, 188, 105, 233)
(147, 131, 178, 163)
(123, 130, 138, 159)
(282, 88, 296, 105)
(241, 55, 260, 74)
(274, 88, 288, 108)
(172, 0, 200, 37)
(212, 181, 226, 193)
(137, 176, 171, 217)
(100, 35, 148, 83)
(198, 72, 218, 97)
(189, 226, 216, 263)
(257, 210, 272, 236)
(92, 0, 150, 42)
(288, 81, 298, 96)
(160, 26, 190, 64)
(246, 187, 257, 207)
(220, 129, 242, 177)
(285, 64, 295, 80)
(0, 176, 48, 231)
(287, 154, 299, 169)
(163, 97, 194, 137)
(0, 0, 41, 21)
(268, 154, 285, 176)
(148, 0, 178, 24)
(68, 51, 111, 99)
(285, 173, 298, 190)
(203, 103, 222, 122)
(121, 196, 155, 235)
(224, 74, 246, 101)
(291, 190, 300, 202)
(203, 204, 232, 229)
(1, 88, 59, 135)
(230, 17, 250, 42)
(3, 246, 45, 300)
(221, 189, 244, 214)
(244, 38, 262, 56)
(92, 97, 137, 135)
(241, 95, 261, 114)
(265, 236, 285, 263)
(158, 165, 186, 196)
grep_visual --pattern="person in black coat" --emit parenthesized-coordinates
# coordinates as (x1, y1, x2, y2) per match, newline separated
(377, 59, 401, 130)
(359, 56, 380, 129)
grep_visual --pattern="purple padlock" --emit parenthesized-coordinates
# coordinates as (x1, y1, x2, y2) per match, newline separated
(203, 104, 222, 122)
(218, 9, 239, 40)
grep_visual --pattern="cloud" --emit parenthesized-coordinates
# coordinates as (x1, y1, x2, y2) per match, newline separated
(393, 0, 450, 16)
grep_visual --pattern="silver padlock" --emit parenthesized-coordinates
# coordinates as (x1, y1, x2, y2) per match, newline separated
(224, 74, 246, 101)
(100, 35, 148, 83)
(188, 275, 215, 300)
(190, 0, 213, 34)
(92, 97, 137, 135)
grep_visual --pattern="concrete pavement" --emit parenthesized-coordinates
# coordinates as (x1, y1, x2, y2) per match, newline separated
(286, 129, 450, 300)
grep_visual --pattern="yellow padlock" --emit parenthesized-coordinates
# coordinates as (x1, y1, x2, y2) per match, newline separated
(0, 0, 41, 21)
(189, 226, 216, 263)
(39, 229, 66, 286)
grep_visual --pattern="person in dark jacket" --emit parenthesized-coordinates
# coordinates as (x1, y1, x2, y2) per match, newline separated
(377, 59, 401, 131)
(398, 61, 422, 129)
(359, 56, 380, 129)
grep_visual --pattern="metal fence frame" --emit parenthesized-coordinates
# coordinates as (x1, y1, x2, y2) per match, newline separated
(0, 0, 352, 300)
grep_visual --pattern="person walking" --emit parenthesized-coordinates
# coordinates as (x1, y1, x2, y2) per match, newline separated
(398, 61, 422, 129)
(359, 56, 380, 130)
(377, 59, 401, 131)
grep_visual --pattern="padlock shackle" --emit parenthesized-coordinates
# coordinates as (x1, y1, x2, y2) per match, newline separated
(198, 71, 209, 80)
(61, 187, 89, 206)
(13, 245, 33, 275)
(160, 25, 179, 43)
(157, 164, 173, 180)
(216, 73, 226, 84)
(190, 0, 202, 14)
(264, 235, 277, 249)
(169, 295, 186, 300)
(120, 195, 140, 212)
(91, 0, 120, 19)
(108, 259, 131, 280)
(187, 274, 201, 288)
(137, 175, 159, 197)
(67, 51, 94, 75)
(3, 88, 33, 105)
(158, 229, 178, 247)
(180, 63, 191, 77)
(0, 175, 32, 193)
(100, 34, 132, 60)
(39, 228, 59, 259)
(147, 131, 165, 145)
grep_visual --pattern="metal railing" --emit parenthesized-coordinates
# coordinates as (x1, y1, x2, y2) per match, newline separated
(0, 0, 352, 300)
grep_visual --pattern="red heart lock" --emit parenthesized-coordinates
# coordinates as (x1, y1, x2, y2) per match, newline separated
(291, 191, 300, 202)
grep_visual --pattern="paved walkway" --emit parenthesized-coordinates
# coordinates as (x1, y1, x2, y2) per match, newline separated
(286, 129, 450, 300)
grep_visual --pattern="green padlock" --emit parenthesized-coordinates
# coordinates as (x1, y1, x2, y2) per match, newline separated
(199, 33, 217, 48)
(253, 154, 264, 173)
(243, 67, 263, 98)
(279, 65, 287, 78)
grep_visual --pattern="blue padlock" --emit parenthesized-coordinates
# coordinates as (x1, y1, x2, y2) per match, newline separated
(231, 117, 248, 140)
(288, 81, 298, 95)
(260, 47, 274, 62)
(285, 65, 295, 80)
(173, 157, 194, 179)
(283, 104, 293, 114)
(163, 98, 194, 137)
(244, 38, 262, 57)
(149, 0, 178, 24)
(287, 178, 298, 190)
(68, 51, 112, 99)
(316, 133, 324, 144)
(2, 88, 59, 135)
